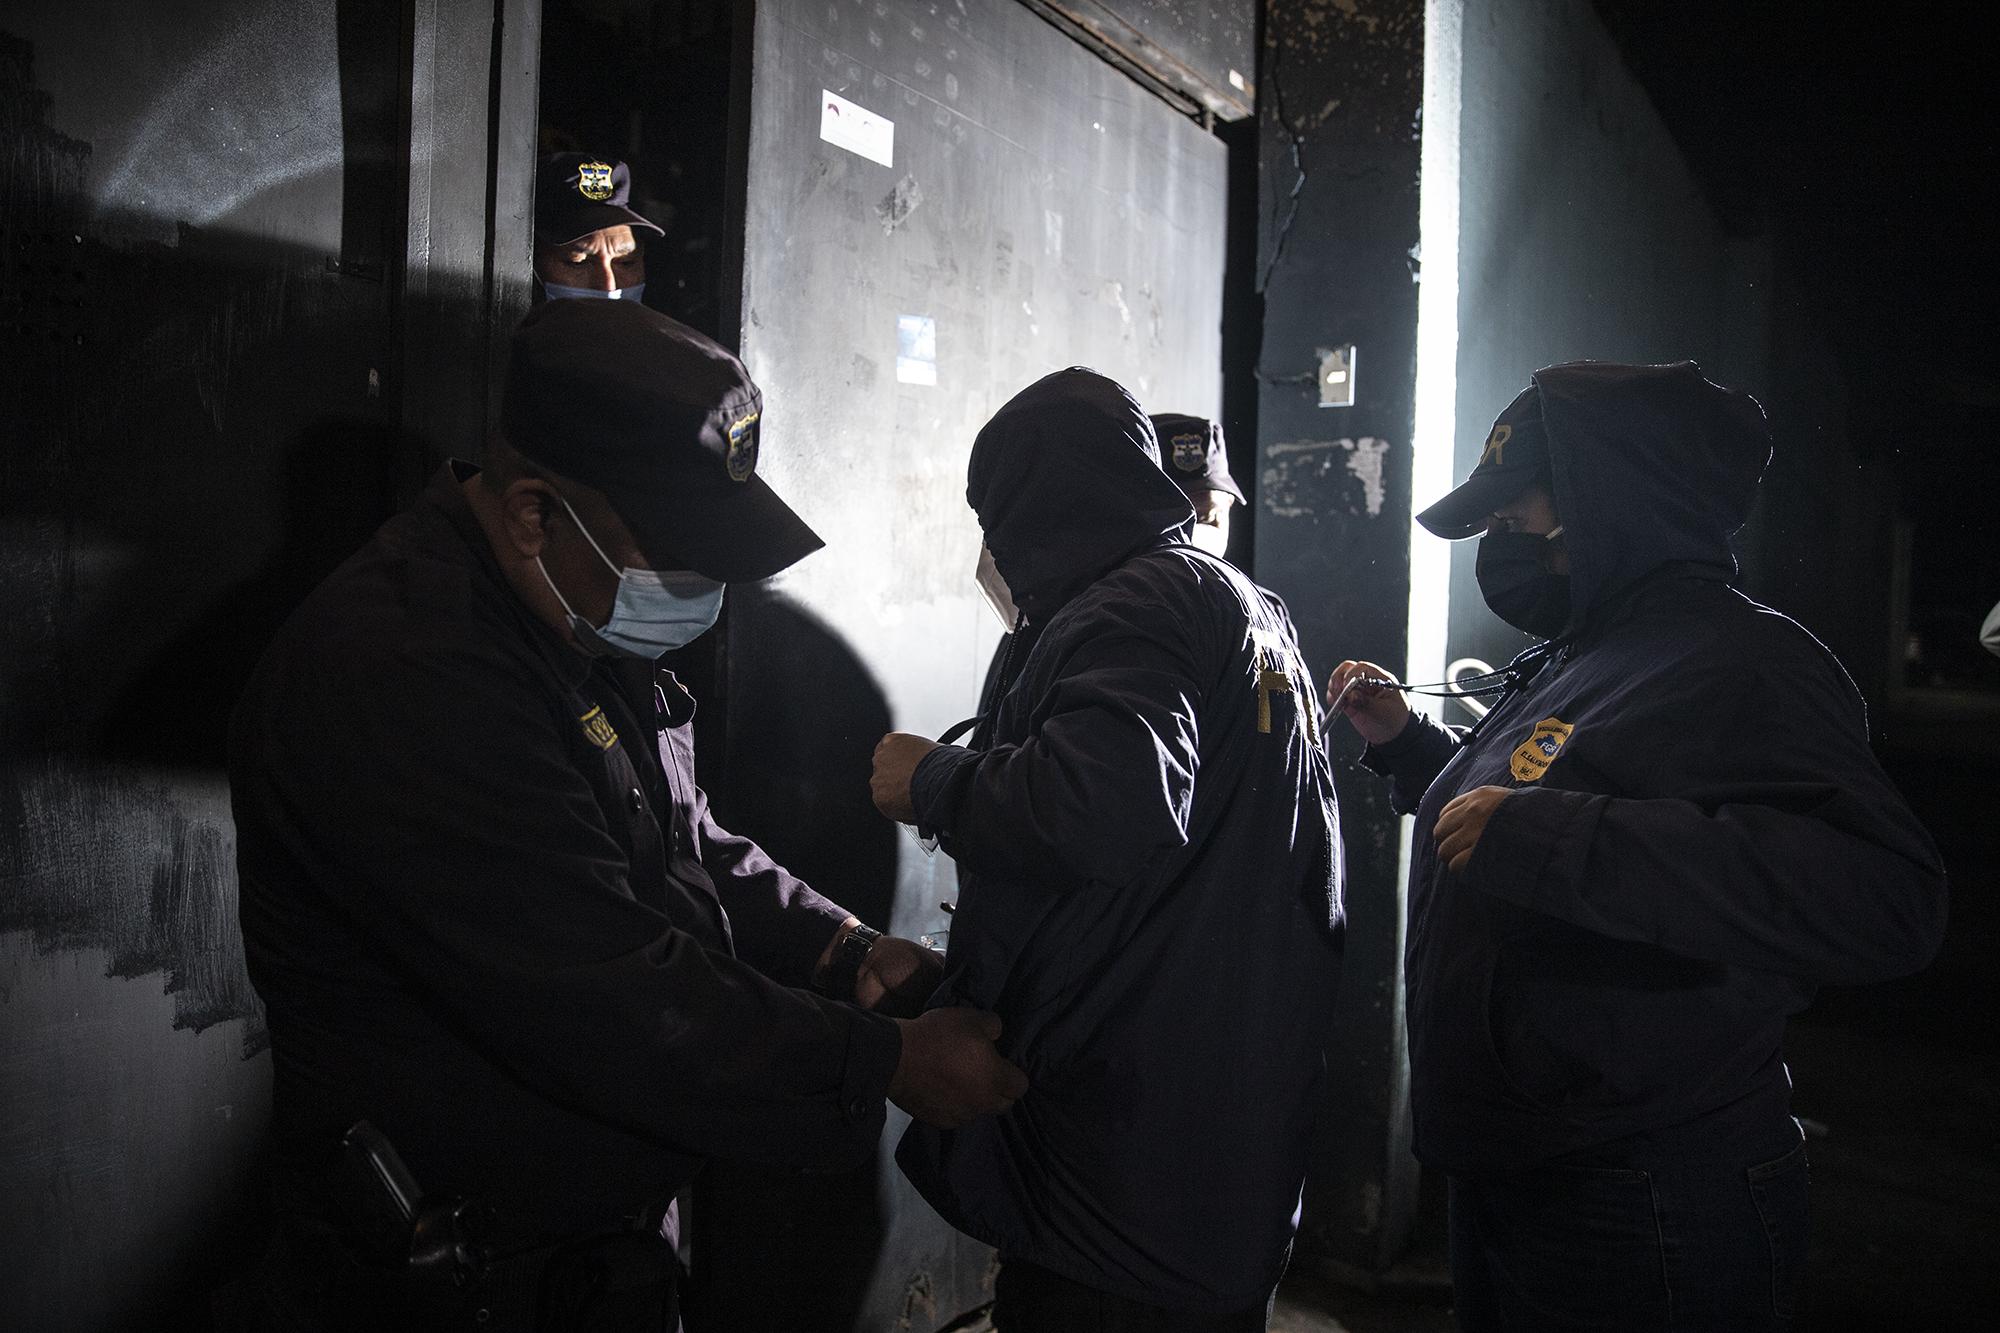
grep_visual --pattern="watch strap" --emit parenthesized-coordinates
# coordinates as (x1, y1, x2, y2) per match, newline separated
(820, 922, 882, 1001)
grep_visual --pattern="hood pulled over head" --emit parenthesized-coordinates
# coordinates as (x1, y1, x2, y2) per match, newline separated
(967, 368, 1195, 623)
(1533, 361, 1771, 631)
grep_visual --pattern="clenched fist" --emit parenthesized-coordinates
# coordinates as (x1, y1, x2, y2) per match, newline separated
(871, 731, 937, 824)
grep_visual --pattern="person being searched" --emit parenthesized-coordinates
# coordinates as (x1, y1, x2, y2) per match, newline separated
(228, 299, 1025, 1329)
(869, 368, 1345, 1331)
(971, 410, 1245, 730)
(1328, 360, 1948, 1331)
(534, 152, 659, 302)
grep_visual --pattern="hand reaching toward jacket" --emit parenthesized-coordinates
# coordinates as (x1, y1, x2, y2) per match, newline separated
(889, 1008, 1029, 1128)
(856, 934, 945, 1018)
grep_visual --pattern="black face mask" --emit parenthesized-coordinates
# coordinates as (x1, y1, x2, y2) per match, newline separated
(1476, 528, 1571, 639)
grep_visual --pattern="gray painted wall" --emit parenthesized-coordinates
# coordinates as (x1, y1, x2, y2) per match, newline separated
(1, 0, 368, 1323)
(1, 0, 531, 1325)
(1445, 0, 1772, 681)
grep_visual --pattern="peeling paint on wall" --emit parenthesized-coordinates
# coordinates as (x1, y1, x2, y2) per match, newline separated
(894, 1271, 938, 1332)
(877, 172, 925, 233)
(1261, 437, 1394, 518)
(1343, 436, 1391, 515)
(0, 759, 264, 1049)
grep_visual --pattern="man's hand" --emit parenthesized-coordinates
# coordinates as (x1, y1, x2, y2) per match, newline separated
(871, 731, 938, 824)
(888, 1008, 1029, 1129)
(1434, 785, 1512, 873)
(856, 935, 945, 1018)
(1326, 659, 1413, 747)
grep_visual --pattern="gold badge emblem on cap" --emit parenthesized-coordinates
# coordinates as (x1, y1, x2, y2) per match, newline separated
(1479, 422, 1514, 468)
(726, 412, 760, 482)
(1171, 432, 1206, 472)
(577, 161, 615, 202)
(1509, 716, 1573, 783)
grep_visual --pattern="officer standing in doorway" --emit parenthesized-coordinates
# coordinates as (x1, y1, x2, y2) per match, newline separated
(533, 153, 659, 303)
(1329, 361, 1948, 1330)
(229, 300, 1024, 1329)
(1151, 412, 1244, 560)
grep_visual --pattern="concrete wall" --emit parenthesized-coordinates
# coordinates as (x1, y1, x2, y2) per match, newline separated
(0, 1, 534, 1326)
(1253, 0, 1429, 1276)
(1735, 240, 1901, 717)
(1442, 0, 1772, 680)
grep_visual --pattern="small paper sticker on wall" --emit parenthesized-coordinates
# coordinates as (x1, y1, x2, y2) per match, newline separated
(897, 315, 937, 386)
(821, 89, 895, 168)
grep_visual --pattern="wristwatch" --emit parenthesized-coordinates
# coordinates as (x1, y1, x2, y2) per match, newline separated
(820, 922, 882, 1001)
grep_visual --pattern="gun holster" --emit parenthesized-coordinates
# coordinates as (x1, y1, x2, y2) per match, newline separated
(327, 1121, 494, 1319)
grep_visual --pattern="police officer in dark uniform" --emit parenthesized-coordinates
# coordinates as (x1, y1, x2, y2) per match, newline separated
(1329, 361, 1948, 1330)
(228, 299, 1024, 1329)
(1150, 412, 1244, 560)
(533, 153, 659, 303)
(869, 369, 1344, 1331)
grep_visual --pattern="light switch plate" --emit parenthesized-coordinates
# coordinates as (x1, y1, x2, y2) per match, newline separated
(1319, 345, 1357, 407)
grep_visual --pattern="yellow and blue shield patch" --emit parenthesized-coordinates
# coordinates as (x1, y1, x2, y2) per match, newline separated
(576, 160, 615, 202)
(725, 412, 760, 481)
(1170, 431, 1206, 473)
(1509, 716, 1573, 782)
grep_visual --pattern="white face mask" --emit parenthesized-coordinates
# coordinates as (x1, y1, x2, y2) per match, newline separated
(975, 543, 1023, 631)
(538, 493, 723, 659)
(1188, 512, 1231, 558)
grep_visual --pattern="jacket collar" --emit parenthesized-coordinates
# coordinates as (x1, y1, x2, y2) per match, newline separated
(430, 460, 596, 691)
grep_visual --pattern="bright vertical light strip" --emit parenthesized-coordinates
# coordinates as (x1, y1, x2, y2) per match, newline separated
(1411, 0, 1463, 722)
(1403, 0, 1464, 889)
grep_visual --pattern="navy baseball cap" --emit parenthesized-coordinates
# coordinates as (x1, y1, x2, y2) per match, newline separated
(500, 300, 823, 582)
(535, 153, 665, 246)
(1150, 413, 1246, 504)
(1416, 385, 1552, 539)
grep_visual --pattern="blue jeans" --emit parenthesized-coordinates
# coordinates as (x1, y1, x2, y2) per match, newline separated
(1447, 1138, 1809, 1331)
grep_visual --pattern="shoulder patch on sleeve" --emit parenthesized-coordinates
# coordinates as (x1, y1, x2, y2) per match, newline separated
(579, 705, 619, 751)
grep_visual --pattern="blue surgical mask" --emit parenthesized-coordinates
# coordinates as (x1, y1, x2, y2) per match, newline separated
(541, 281, 646, 303)
(537, 494, 723, 659)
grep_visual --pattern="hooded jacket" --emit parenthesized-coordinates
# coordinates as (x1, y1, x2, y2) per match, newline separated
(897, 370, 1345, 1312)
(1366, 361, 1947, 1173)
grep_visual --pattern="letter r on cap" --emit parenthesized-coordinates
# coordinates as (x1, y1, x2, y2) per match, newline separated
(1480, 423, 1513, 468)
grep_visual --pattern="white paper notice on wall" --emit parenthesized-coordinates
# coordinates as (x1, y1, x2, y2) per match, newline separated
(820, 90, 894, 168)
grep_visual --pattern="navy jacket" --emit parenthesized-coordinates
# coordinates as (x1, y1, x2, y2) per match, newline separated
(229, 463, 899, 1242)
(1367, 362, 1947, 1174)
(897, 370, 1344, 1312)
